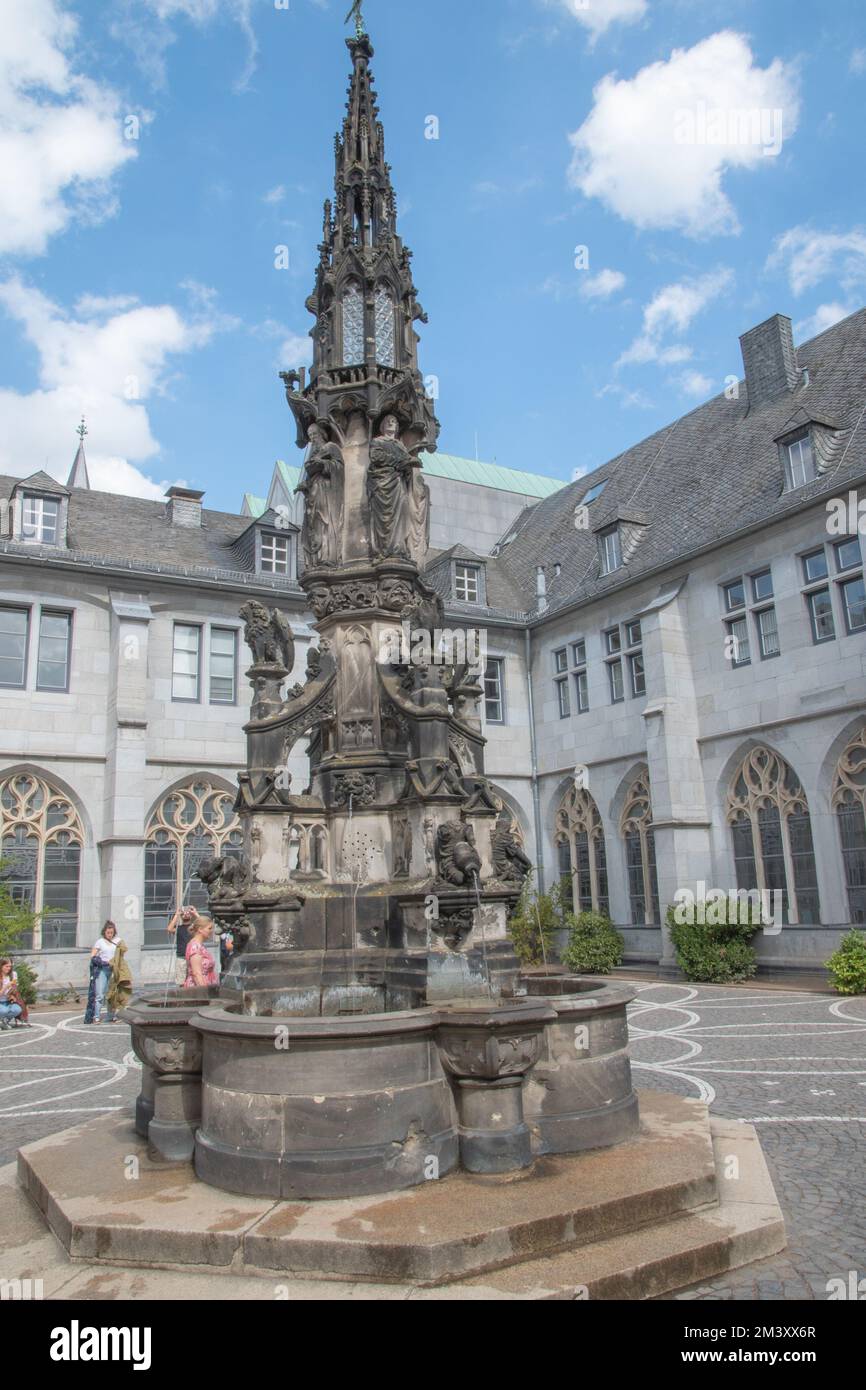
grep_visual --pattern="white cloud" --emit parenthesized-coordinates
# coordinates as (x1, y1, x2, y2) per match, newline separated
(617, 268, 733, 367)
(0, 0, 136, 257)
(677, 369, 713, 398)
(553, 0, 647, 41)
(0, 278, 233, 498)
(568, 32, 799, 237)
(794, 302, 853, 340)
(263, 185, 286, 205)
(767, 226, 866, 296)
(850, 49, 866, 75)
(114, 0, 258, 91)
(580, 267, 626, 300)
(254, 319, 311, 371)
(596, 381, 655, 409)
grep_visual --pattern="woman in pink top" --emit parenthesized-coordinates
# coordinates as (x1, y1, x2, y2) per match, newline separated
(183, 916, 219, 989)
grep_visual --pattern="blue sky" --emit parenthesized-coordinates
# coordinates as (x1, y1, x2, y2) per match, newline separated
(1, 0, 865, 512)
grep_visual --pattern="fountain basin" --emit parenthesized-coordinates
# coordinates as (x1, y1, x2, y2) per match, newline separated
(122, 989, 220, 1163)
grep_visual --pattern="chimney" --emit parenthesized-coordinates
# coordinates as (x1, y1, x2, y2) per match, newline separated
(739, 314, 799, 408)
(165, 486, 204, 528)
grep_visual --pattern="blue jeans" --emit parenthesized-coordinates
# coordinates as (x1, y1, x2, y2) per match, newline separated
(0, 1002, 21, 1021)
(93, 963, 112, 1021)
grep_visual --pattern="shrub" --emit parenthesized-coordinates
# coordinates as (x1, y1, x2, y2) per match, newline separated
(825, 930, 866, 995)
(0, 860, 41, 957)
(507, 877, 564, 966)
(13, 959, 38, 1006)
(561, 912, 624, 975)
(667, 901, 760, 983)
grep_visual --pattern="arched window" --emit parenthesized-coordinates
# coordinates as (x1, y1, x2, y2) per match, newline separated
(832, 728, 866, 923)
(555, 785, 609, 917)
(143, 783, 242, 946)
(341, 284, 364, 365)
(726, 746, 820, 925)
(0, 772, 84, 948)
(374, 285, 395, 367)
(620, 773, 660, 925)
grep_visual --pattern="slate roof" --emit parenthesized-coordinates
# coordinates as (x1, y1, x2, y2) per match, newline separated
(493, 307, 866, 621)
(0, 477, 303, 593)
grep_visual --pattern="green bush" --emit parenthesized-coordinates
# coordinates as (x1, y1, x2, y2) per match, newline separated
(667, 901, 760, 983)
(13, 959, 38, 1006)
(561, 912, 624, 975)
(825, 930, 866, 995)
(507, 877, 565, 966)
(0, 860, 41, 957)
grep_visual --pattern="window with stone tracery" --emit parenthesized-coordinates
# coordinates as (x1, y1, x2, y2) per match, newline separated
(342, 284, 364, 365)
(726, 746, 820, 925)
(374, 286, 395, 367)
(0, 772, 83, 948)
(620, 773, 660, 926)
(143, 783, 242, 946)
(555, 785, 609, 917)
(287, 821, 329, 878)
(832, 727, 866, 923)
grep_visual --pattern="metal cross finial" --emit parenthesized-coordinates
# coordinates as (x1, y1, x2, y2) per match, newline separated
(76, 416, 88, 443)
(344, 0, 366, 38)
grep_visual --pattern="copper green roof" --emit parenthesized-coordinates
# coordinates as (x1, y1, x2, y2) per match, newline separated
(276, 461, 303, 493)
(420, 452, 564, 498)
(243, 494, 267, 517)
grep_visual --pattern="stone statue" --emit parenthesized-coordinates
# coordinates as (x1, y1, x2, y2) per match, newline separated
(492, 812, 533, 884)
(407, 463, 431, 565)
(298, 424, 344, 569)
(436, 821, 482, 887)
(240, 602, 295, 672)
(367, 414, 413, 560)
(197, 855, 249, 905)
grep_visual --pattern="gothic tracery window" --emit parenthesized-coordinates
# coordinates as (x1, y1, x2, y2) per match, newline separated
(726, 747, 820, 925)
(341, 284, 364, 365)
(143, 783, 242, 946)
(374, 285, 395, 367)
(555, 785, 609, 917)
(0, 772, 83, 948)
(832, 727, 866, 923)
(620, 773, 660, 925)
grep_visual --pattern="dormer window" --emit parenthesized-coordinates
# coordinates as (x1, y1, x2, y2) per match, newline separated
(455, 563, 480, 603)
(580, 481, 607, 506)
(261, 532, 290, 575)
(599, 525, 622, 575)
(22, 493, 59, 544)
(784, 430, 816, 491)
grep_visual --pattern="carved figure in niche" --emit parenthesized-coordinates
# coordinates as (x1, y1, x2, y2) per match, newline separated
(298, 424, 344, 570)
(197, 855, 249, 905)
(367, 414, 412, 560)
(436, 821, 482, 887)
(393, 818, 412, 877)
(492, 811, 533, 884)
(342, 627, 374, 719)
(423, 817, 436, 877)
(239, 602, 295, 672)
(407, 465, 431, 566)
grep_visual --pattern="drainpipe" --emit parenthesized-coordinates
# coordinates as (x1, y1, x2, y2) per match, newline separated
(524, 625, 545, 894)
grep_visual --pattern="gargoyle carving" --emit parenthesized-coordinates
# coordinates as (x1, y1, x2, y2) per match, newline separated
(435, 821, 482, 887)
(240, 601, 295, 672)
(197, 855, 249, 904)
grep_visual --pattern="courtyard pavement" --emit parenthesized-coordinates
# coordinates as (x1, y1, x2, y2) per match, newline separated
(1, 981, 864, 1300)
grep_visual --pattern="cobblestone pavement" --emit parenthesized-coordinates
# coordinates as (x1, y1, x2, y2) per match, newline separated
(624, 981, 866, 1300)
(1, 984, 864, 1300)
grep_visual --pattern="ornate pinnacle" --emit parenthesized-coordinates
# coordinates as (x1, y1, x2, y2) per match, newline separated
(76, 416, 88, 444)
(344, 0, 366, 39)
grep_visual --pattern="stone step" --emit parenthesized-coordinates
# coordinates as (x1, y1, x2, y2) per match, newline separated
(415, 1120, 785, 1299)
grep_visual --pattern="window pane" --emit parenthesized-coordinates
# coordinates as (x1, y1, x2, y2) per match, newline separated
(605, 627, 621, 655)
(842, 577, 866, 633)
(723, 579, 745, 611)
(558, 839, 573, 899)
(752, 570, 773, 602)
(574, 669, 589, 713)
(625, 620, 642, 647)
(37, 611, 70, 689)
(609, 659, 624, 703)
(557, 679, 570, 718)
(572, 640, 586, 666)
(261, 535, 289, 574)
(594, 836, 610, 918)
(209, 628, 236, 703)
(788, 811, 820, 924)
(455, 565, 479, 602)
(42, 841, 80, 947)
(484, 659, 503, 722)
(629, 652, 646, 696)
(803, 549, 828, 583)
(834, 538, 861, 572)
(601, 528, 621, 574)
(342, 284, 364, 364)
(756, 606, 780, 659)
(758, 805, 789, 924)
(172, 625, 200, 700)
(838, 804, 866, 924)
(728, 616, 750, 665)
(786, 435, 815, 489)
(807, 588, 835, 642)
(374, 286, 395, 367)
(144, 841, 178, 946)
(554, 648, 567, 673)
(0, 607, 28, 687)
(625, 830, 646, 924)
(574, 830, 592, 911)
(732, 817, 757, 896)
